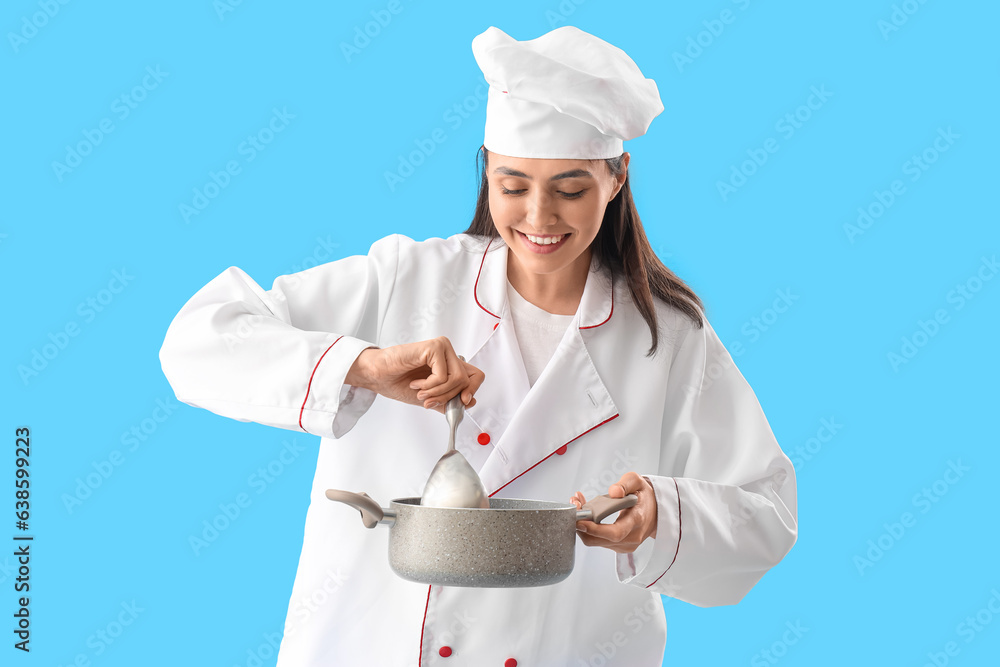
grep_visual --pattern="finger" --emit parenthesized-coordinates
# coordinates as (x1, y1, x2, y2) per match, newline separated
(420, 338, 453, 390)
(420, 341, 467, 400)
(433, 357, 484, 406)
(578, 513, 639, 543)
(461, 363, 486, 404)
(609, 471, 644, 498)
(578, 533, 641, 553)
(576, 526, 639, 552)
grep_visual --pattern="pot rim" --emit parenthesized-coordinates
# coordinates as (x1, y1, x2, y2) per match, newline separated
(390, 496, 578, 512)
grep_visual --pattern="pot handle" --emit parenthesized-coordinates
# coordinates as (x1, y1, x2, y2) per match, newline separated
(577, 494, 638, 524)
(325, 489, 386, 529)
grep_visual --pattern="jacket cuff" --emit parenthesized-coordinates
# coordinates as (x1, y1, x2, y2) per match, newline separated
(297, 335, 378, 438)
(615, 476, 682, 590)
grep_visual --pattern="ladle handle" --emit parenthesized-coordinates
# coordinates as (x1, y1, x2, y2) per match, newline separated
(444, 355, 466, 452)
(577, 494, 638, 524)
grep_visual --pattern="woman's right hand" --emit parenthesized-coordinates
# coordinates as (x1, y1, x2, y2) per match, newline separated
(344, 337, 485, 411)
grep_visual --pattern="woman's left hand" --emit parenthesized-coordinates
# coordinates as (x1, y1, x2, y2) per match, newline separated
(571, 472, 658, 554)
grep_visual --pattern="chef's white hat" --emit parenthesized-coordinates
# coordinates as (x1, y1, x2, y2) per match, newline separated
(471, 25, 664, 160)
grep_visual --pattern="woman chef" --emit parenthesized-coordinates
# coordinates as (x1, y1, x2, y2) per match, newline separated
(160, 25, 797, 667)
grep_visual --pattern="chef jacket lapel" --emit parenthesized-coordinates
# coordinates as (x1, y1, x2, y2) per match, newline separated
(466, 241, 620, 496)
(463, 240, 531, 451)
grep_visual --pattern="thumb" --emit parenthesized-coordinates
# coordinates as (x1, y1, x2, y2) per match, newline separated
(609, 472, 641, 498)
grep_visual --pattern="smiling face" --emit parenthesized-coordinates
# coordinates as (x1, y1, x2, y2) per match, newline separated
(486, 151, 628, 293)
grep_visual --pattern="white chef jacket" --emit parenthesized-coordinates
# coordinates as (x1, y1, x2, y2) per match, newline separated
(159, 233, 797, 667)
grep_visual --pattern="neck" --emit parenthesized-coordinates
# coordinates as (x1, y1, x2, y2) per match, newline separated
(506, 248, 591, 315)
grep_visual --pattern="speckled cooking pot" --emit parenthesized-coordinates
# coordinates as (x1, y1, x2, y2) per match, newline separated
(325, 490, 637, 588)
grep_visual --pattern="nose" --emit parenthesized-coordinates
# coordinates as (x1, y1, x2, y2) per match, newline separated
(525, 189, 557, 229)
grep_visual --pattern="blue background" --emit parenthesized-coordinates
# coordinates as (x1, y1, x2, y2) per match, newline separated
(4, 1, 999, 665)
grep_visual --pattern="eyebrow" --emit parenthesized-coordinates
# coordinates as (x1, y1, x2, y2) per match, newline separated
(492, 166, 593, 180)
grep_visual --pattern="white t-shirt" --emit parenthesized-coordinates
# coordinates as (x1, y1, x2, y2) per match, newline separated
(506, 280, 575, 386)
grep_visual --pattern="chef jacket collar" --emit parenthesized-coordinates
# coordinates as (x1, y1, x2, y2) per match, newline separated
(472, 237, 615, 329)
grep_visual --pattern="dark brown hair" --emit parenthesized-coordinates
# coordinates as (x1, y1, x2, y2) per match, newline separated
(464, 146, 704, 355)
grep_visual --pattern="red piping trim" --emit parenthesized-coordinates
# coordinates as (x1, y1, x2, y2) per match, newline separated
(646, 478, 682, 589)
(488, 414, 620, 497)
(417, 584, 432, 666)
(417, 415, 618, 659)
(474, 238, 501, 319)
(473, 237, 614, 328)
(579, 275, 614, 330)
(297, 335, 344, 432)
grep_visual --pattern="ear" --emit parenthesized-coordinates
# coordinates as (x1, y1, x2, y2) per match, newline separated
(610, 152, 630, 200)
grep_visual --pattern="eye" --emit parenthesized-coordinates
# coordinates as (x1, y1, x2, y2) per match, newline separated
(500, 186, 526, 196)
(559, 189, 586, 199)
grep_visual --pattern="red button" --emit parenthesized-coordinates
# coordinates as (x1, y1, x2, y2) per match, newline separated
(505, 659, 517, 667)
(493, 322, 499, 330)
(439, 646, 452, 657)
(555, 445, 568, 455)
(477, 432, 491, 445)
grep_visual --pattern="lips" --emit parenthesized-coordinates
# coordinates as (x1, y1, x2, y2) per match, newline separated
(517, 231, 569, 254)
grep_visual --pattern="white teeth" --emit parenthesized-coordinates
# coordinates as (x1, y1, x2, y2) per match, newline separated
(524, 233, 566, 246)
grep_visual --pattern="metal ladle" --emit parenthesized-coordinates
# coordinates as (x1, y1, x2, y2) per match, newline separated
(420, 392, 490, 509)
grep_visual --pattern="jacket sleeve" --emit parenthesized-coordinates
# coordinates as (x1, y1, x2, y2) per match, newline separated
(615, 320, 798, 606)
(158, 234, 402, 438)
